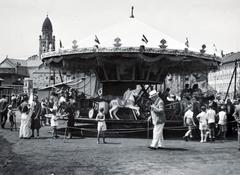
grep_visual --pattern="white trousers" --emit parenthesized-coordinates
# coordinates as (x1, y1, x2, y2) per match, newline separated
(150, 123, 165, 148)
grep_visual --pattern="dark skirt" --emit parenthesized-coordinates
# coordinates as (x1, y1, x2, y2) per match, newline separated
(31, 113, 41, 130)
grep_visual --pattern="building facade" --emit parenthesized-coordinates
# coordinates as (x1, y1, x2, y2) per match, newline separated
(208, 52, 240, 98)
(0, 57, 29, 95)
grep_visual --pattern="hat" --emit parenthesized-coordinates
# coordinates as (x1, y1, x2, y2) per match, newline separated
(149, 90, 158, 98)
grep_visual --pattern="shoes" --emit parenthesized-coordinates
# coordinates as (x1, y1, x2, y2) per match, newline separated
(148, 146, 157, 150)
(183, 136, 188, 142)
(157, 146, 165, 149)
(200, 140, 203, 143)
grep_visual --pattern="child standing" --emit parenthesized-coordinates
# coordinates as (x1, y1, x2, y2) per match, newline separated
(206, 104, 216, 141)
(183, 104, 196, 141)
(50, 103, 59, 139)
(217, 106, 227, 141)
(96, 108, 107, 144)
(7, 105, 16, 131)
(197, 106, 208, 143)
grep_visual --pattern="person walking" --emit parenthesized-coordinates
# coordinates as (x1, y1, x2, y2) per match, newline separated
(183, 104, 196, 141)
(148, 90, 166, 149)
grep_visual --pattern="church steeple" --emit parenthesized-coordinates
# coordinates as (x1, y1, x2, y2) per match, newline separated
(39, 15, 55, 57)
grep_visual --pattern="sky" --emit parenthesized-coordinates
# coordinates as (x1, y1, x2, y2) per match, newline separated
(0, 0, 240, 59)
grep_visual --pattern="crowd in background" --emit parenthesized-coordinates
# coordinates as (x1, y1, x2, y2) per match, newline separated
(0, 84, 240, 150)
(0, 87, 78, 139)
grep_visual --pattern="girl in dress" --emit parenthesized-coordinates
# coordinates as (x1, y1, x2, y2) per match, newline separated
(50, 102, 59, 139)
(196, 106, 208, 143)
(96, 107, 107, 144)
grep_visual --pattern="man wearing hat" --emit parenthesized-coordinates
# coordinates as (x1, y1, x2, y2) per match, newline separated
(148, 90, 166, 149)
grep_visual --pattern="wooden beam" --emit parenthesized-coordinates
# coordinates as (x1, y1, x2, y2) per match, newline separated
(132, 65, 136, 80)
(102, 64, 109, 81)
(116, 65, 120, 80)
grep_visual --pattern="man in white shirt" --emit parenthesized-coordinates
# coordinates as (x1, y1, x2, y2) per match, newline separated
(207, 104, 216, 141)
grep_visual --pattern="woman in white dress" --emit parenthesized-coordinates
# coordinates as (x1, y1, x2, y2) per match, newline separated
(19, 95, 32, 139)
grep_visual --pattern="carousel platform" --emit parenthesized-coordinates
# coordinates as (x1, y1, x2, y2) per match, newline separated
(57, 117, 186, 138)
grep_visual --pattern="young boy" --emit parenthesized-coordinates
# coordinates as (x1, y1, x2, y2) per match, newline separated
(217, 106, 227, 141)
(183, 104, 196, 141)
(7, 105, 16, 131)
(96, 107, 107, 144)
(206, 104, 216, 141)
(197, 106, 208, 143)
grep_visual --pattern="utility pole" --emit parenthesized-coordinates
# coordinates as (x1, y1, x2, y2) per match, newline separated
(234, 60, 237, 99)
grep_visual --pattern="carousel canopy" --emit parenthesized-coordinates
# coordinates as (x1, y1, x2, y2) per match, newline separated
(77, 18, 191, 50)
(42, 16, 220, 85)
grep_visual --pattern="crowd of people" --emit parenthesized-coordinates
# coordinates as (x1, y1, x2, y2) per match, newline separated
(0, 88, 78, 140)
(147, 86, 240, 151)
(0, 84, 240, 150)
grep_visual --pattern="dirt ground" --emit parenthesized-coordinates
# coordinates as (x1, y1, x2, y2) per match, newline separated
(0, 117, 240, 175)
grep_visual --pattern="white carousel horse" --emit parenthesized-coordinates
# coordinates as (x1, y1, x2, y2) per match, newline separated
(109, 90, 140, 120)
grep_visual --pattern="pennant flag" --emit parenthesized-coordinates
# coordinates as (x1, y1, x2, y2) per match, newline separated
(221, 50, 224, 57)
(213, 44, 217, 52)
(142, 34, 148, 44)
(185, 38, 189, 48)
(60, 40, 62, 48)
(94, 35, 100, 44)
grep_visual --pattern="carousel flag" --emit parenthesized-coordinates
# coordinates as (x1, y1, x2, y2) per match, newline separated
(221, 50, 225, 57)
(213, 44, 217, 53)
(142, 34, 148, 44)
(95, 35, 100, 45)
(185, 37, 189, 48)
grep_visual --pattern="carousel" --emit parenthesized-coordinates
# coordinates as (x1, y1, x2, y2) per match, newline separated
(42, 8, 220, 136)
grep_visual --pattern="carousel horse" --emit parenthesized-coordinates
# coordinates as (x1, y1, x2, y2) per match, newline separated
(109, 90, 140, 120)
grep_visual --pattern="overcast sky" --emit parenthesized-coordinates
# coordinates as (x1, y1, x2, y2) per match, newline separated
(0, 0, 239, 59)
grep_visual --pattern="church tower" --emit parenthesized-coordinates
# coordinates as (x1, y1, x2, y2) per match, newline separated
(39, 15, 55, 57)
